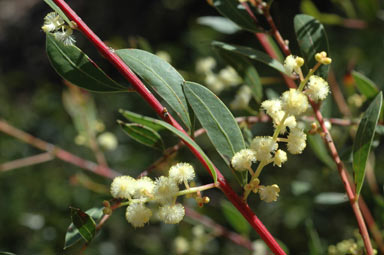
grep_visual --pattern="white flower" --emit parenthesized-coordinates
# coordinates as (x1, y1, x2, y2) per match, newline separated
(273, 149, 287, 167)
(153, 176, 179, 204)
(169, 163, 195, 184)
(231, 149, 257, 171)
(54, 27, 76, 46)
(173, 236, 190, 254)
(158, 203, 185, 224)
(110, 176, 137, 199)
(258, 184, 280, 203)
(156, 51, 172, 63)
(287, 127, 307, 154)
(250, 136, 278, 162)
(230, 85, 252, 110)
(218, 66, 242, 86)
(97, 132, 118, 151)
(281, 89, 309, 116)
(305, 75, 330, 101)
(261, 99, 282, 117)
(125, 203, 152, 228)
(205, 73, 225, 94)
(196, 57, 216, 74)
(284, 55, 304, 76)
(42, 12, 64, 32)
(134, 177, 155, 198)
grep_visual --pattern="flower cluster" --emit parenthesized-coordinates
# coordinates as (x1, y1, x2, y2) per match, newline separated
(196, 57, 242, 94)
(109, 163, 210, 228)
(42, 12, 76, 46)
(231, 52, 332, 202)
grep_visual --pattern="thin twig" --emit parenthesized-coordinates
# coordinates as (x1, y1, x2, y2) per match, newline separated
(327, 69, 351, 117)
(0, 119, 120, 179)
(0, 152, 54, 172)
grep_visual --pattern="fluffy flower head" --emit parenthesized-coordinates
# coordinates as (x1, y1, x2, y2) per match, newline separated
(158, 203, 185, 224)
(273, 149, 287, 167)
(54, 27, 76, 46)
(134, 177, 155, 198)
(250, 136, 278, 162)
(287, 127, 307, 154)
(281, 89, 309, 116)
(230, 85, 252, 110)
(258, 184, 280, 203)
(305, 75, 330, 101)
(125, 203, 152, 228)
(169, 163, 195, 184)
(231, 149, 257, 171)
(218, 66, 242, 86)
(153, 176, 179, 204)
(42, 12, 64, 32)
(196, 57, 216, 74)
(110, 176, 137, 199)
(284, 55, 304, 76)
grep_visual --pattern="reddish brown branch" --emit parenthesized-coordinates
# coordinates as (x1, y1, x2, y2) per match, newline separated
(0, 119, 119, 179)
(50, 1, 286, 253)
(327, 69, 351, 117)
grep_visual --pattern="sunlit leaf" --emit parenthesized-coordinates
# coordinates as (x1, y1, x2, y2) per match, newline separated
(197, 16, 241, 34)
(353, 92, 382, 197)
(184, 81, 246, 185)
(119, 122, 164, 151)
(64, 207, 103, 249)
(212, 41, 288, 75)
(212, 0, 262, 32)
(119, 110, 217, 182)
(294, 14, 329, 79)
(315, 192, 348, 205)
(352, 71, 379, 99)
(221, 200, 250, 236)
(116, 49, 191, 130)
(46, 33, 127, 92)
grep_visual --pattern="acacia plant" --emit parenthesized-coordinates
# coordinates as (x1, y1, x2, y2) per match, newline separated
(4, 0, 383, 254)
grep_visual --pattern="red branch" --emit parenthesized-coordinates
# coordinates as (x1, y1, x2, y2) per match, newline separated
(50, 1, 286, 254)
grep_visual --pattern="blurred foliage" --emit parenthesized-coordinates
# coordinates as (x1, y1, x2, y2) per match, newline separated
(0, 0, 384, 254)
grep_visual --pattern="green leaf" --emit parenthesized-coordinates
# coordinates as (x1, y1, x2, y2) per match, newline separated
(119, 110, 217, 182)
(0, 252, 16, 255)
(197, 16, 241, 34)
(315, 192, 348, 205)
(119, 122, 164, 151)
(46, 33, 127, 92)
(213, 43, 263, 102)
(305, 219, 324, 255)
(212, 0, 262, 32)
(353, 92, 383, 197)
(294, 14, 329, 79)
(116, 49, 191, 129)
(221, 200, 250, 236)
(212, 41, 288, 75)
(64, 207, 103, 249)
(184, 81, 246, 185)
(352, 71, 379, 99)
(307, 134, 335, 170)
(119, 109, 164, 131)
(43, 0, 72, 25)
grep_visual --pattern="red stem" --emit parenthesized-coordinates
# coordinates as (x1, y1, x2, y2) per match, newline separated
(51, 1, 286, 254)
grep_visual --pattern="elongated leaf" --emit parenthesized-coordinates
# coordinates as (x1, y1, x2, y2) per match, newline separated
(119, 122, 164, 151)
(116, 49, 191, 129)
(0, 252, 16, 255)
(197, 16, 241, 34)
(307, 134, 334, 169)
(119, 109, 164, 131)
(184, 82, 246, 184)
(353, 92, 383, 197)
(212, 41, 288, 75)
(46, 33, 126, 92)
(294, 14, 329, 79)
(213, 43, 262, 102)
(221, 200, 250, 236)
(352, 71, 379, 99)
(119, 110, 217, 182)
(43, 0, 72, 25)
(315, 192, 348, 205)
(212, 0, 262, 32)
(65, 207, 103, 249)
